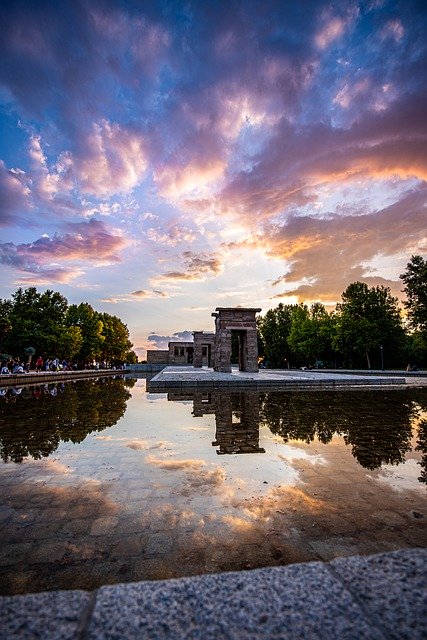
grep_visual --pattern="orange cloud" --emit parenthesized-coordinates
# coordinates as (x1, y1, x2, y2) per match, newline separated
(264, 186, 427, 302)
(156, 250, 222, 282)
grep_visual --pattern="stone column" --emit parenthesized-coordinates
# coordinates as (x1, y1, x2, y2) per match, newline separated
(193, 332, 204, 368)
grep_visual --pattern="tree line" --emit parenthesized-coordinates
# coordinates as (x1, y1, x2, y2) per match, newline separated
(257, 255, 427, 370)
(0, 287, 138, 367)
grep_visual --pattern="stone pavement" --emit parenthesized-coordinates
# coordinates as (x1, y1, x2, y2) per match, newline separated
(147, 366, 406, 390)
(0, 548, 426, 639)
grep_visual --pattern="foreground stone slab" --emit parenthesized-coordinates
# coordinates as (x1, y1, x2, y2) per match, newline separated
(330, 550, 427, 640)
(0, 590, 91, 640)
(86, 562, 382, 640)
(0, 550, 425, 639)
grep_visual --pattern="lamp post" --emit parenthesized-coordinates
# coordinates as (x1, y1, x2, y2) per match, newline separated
(380, 345, 384, 371)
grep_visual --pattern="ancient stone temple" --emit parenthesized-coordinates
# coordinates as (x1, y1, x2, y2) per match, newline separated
(193, 331, 215, 368)
(212, 307, 261, 373)
(147, 306, 261, 372)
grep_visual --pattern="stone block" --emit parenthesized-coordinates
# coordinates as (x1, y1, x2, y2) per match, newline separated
(330, 548, 427, 640)
(85, 562, 382, 639)
(0, 590, 91, 640)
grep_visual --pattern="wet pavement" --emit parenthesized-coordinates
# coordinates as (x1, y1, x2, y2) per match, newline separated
(0, 376, 426, 595)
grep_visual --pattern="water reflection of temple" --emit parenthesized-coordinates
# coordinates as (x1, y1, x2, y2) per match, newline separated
(167, 390, 265, 455)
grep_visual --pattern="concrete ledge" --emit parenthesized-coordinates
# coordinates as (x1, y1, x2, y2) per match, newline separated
(147, 366, 406, 391)
(1, 549, 426, 639)
(0, 369, 125, 388)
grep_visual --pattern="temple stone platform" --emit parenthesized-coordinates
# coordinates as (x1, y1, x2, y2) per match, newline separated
(147, 366, 405, 391)
(1, 549, 425, 639)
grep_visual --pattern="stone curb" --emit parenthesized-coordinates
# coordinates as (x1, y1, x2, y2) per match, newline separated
(147, 377, 405, 391)
(1, 549, 425, 639)
(0, 369, 124, 388)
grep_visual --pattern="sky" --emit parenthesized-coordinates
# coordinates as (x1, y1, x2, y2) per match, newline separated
(0, 0, 426, 357)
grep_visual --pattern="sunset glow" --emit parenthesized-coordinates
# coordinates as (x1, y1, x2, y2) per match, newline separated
(0, 0, 426, 357)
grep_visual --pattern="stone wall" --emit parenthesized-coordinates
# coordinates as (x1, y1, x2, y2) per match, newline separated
(193, 332, 215, 368)
(147, 350, 169, 364)
(168, 342, 194, 365)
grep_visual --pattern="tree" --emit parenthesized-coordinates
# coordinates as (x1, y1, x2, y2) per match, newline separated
(257, 303, 303, 368)
(65, 303, 104, 365)
(57, 326, 83, 361)
(4, 288, 69, 358)
(334, 282, 405, 369)
(400, 255, 427, 332)
(0, 299, 13, 355)
(288, 302, 337, 366)
(125, 350, 138, 364)
(99, 313, 133, 364)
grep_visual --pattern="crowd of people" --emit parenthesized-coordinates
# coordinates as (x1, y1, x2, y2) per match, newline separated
(0, 357, 126, 374)
(0, 357, 73, 374)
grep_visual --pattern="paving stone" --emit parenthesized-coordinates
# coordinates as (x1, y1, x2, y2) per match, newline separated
(330, 548, 427, 640)
(0, 543, 33, 566)
(0, 590, 91, 640)
(86, 561, 383, 640)
(90, 517, 119, 536)
(1, 550, 425, 639)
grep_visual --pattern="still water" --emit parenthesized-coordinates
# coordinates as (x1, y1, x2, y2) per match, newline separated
(0, 376, 426, 595)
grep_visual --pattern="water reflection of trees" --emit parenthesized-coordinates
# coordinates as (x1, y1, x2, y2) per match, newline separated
(0, 377, 134, 463)
(259, 389, 423, 474)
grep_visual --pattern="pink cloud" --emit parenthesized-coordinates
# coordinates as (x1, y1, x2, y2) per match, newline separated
(264, 186, 427, 302)
(0, 219, 127, 283)
(219, 88, 427, 224)
(65, 120, 148, 197)
(380, 19, 404, 42)
(315, 16, 347, 49)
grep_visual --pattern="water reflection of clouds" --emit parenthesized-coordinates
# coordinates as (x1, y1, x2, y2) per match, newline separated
(145, 455, 206, 471)
(95, 434, 172, 451)
(28, 458, 73, 475)
(276, 446, 327, 466)
(370, 459, 426, 494)
(126, 440, 170, 451)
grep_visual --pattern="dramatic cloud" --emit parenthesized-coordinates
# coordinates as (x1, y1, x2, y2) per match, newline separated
(266, 186, 427, 302)
(157, 251, 222, 282)
(0, 0, 426, 335)
(0, 219, 127, 283)
(63, 120, 148, 197)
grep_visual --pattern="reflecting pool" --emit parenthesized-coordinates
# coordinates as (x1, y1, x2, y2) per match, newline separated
(0, 376, 426, 595)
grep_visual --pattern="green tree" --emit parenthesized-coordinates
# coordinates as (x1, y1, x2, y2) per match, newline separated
(334, 282, 405, 369)
(288, 302, 337, 366)
(400, 255, 427, 332)
(257, 303, 303, 368)
(400, 255, 427, 367)
(57, 325, 83, 361)
(124, 350, 138, 364)
(65, 303, 104, 365)
(4, 288, 68, 358)
(0, 299, 13, 356)
(99, 313, 133, 364)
